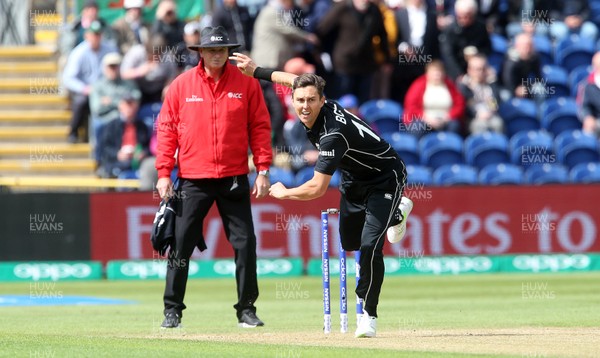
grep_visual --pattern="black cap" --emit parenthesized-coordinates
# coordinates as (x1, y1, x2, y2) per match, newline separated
(83, 0, 99, 9)
(187, 26, 240, 51)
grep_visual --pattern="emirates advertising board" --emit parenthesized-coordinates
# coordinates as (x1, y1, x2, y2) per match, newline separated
(90, 185, 600, 262)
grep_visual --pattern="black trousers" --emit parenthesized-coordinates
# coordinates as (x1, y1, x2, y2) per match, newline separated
(339, 165, 406, 317)
(163, 175, 259, 319)
(69, 92, 89, 139)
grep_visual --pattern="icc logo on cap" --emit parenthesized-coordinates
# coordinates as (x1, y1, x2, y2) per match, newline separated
(210, 36, 223, 41)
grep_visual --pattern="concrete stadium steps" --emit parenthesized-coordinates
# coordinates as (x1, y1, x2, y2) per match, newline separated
(0, 176, 140, 192)
(0, 95, 68, 109)
(0, 143, 90, 158)
(0, 110, 71, 124)
(0, 159, 96, 175)
(0, 62, 58, 77)
(0, 125, 69, 141)
(0, 46, 56, 60)
(0, 78, 61, 94)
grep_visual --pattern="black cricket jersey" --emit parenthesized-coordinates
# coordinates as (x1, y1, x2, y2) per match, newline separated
(305, 100, 404, 183)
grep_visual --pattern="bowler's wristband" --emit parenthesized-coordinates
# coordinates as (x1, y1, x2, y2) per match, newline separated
(253, 67, 275, 82)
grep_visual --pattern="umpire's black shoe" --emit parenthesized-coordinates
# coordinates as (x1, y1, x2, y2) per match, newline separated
(238, 310, 264, 328)
(161, 312, 182, 328)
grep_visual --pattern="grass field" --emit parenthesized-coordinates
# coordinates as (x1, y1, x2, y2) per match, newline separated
(1, 273, 599, 357)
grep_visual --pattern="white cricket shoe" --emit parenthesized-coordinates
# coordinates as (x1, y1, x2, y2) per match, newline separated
(387, 197, 413, 243)
(355, 311, 377, 338)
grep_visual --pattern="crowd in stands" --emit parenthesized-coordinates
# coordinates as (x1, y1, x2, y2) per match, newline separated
(59, 0, 600, 188)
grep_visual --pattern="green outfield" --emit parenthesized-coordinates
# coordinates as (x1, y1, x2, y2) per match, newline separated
(1, 273, 599, 357)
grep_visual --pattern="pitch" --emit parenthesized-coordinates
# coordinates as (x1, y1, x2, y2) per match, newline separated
(1, 273, 599, 357)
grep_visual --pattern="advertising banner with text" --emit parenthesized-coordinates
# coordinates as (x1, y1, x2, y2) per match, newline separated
(89, 185, 600, 262)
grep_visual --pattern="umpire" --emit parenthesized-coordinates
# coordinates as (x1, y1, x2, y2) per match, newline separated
(155, 27, 272, 329)
(230, 52, 414, 338)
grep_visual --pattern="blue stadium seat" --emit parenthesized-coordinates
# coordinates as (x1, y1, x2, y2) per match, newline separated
(509, 130, 554, 166)
(432, 164, 478, 186)
(489, 33, 508, 74)
(419, 131, 463, 169)
(464, 132, 509, 169)
(498, 98, 539, 136)
(382, 131, 419, 166)
(555, 130, 600, 168)
(555, 38, 595, 73)
(359, 99, 403, 134)
(359, 99, 402, 122)
(405, 165, 432, 186)
(539, 97, 581, 137)
(569, 65, 591, 97)
(479, 163, 524, 185)
(542, 65, 570, 98)
(330, 170, 341, 187)
(269, 167, 296, 187)
(533, 35, 553, 66)
(570, 162, 600, 183)
(525, 163, 569, 184)
(294, 166, 315, 186)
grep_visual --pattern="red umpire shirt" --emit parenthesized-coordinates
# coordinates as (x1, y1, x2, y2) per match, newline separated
(156, 59, 272, 179)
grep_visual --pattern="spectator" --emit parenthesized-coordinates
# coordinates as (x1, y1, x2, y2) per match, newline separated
(403, 60, 465, 136)
(505, 0, 554, 38)
(297, 0, 331, 34)
(59, 0, 113, 55)
(439, 0, 491, 79)
(151, 0, 185, 48)
(251, 0, 319, 70)
(174, 22, 201, 74)
(111, 0, 149, 55)
(392, 0, 441, 104)
(550, 0, 598, 42)
(89, 52, 141, 160)
(155, 27, 272, 329)
(212, 0, 254, 53)
(98, 94, 151, 181)
(428, 0, 455, 31)
(458, 54, 505, 134)
(63, 20, 118, 143)
(370, 0, 397, 99)
(121, 34, 177, 131)
(477, 0, 509, 34)
(580, 52, 600, 137)
(317, 0, 390, 103)
(501, 33, 542, 99)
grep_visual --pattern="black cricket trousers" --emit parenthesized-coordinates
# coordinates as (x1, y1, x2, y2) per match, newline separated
(339, 165, 406, 317)
(163, 175, 259, 319)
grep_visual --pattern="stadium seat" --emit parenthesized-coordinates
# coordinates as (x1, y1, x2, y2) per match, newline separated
(479, 163, 524, 185)
(294, 166, 315, 186)
(359, 99, 402, 122)
(359, 99, 403, 134)
(269, 167, 296, 187)
(498, 98, 539, 137)
(555, 39, 595, 73)
(533, 35, 553, 67)
(405, 165, 432, 186)
(330, 170, 341, 187)
(570, 162, 600, 183)
(569, 65, 591, 98)
(432, 164, 478, 186)
(539, 97, 581, 136)
(541, 65, 570, 98)
(382, 131, 419, 166)
(464, 132, 509, 169)
(555, 130, 600, 168)
(419, 131, 463, 169)
(489, 33, 508, 74)
(509, 130, 554, 166)
(525, 163, 569, 184)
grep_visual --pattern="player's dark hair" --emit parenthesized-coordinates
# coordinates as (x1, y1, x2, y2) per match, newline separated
(292, 73, 326, 98)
